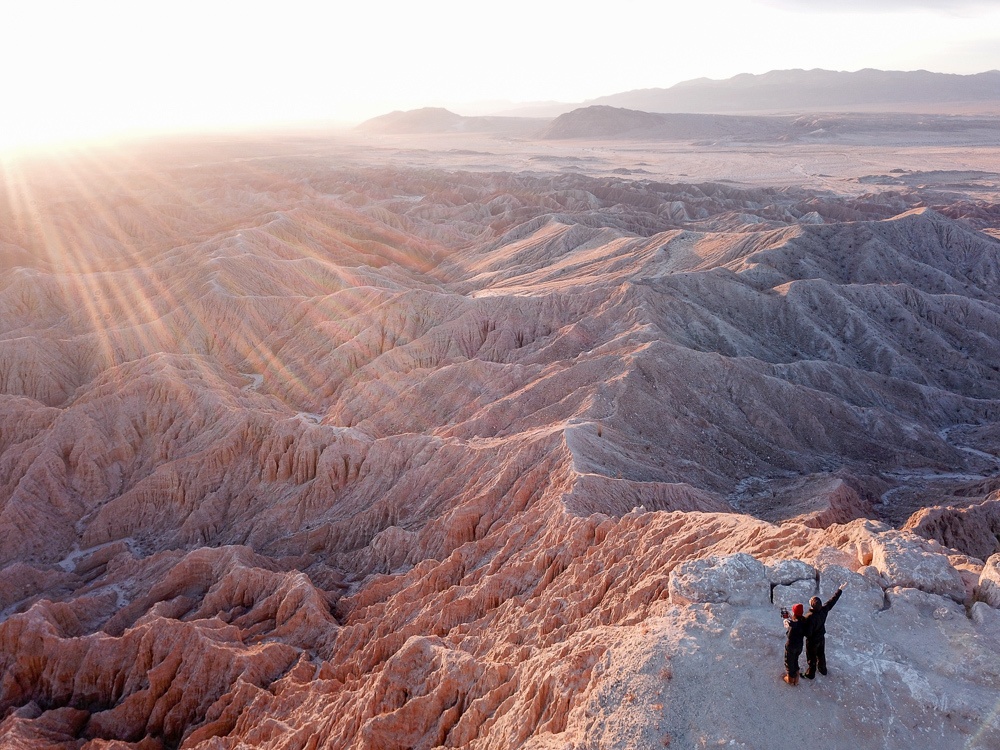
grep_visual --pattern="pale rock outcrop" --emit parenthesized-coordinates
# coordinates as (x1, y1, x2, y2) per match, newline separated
(668, 553, 770, 606)
(948, 554, 985, 602)
(572, 570, 1000, 750)
(886, 586, 966, 620)
(764, 558, 816, 585)
(819, 564, 887, 612)
(971, 601, 1000, 630)
(855, 538, 874, 566)
(772, 578, 816, 608)
(979, 553, 1000, 607)
(868, 531, 968, 603)
(812, 544, 860, 571)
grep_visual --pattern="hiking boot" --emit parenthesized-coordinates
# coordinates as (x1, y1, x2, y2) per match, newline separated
(801, 671, 815, 680)
(783, 674, 799, 686)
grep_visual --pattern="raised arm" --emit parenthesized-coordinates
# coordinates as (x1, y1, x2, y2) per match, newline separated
(824, 585, 844, 612)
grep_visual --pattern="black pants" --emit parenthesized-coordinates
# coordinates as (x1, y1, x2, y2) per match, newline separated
(785, 644, 802, 677)
(805, 636, 826, 676)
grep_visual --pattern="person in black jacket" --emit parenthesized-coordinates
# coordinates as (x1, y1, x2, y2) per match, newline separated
(802, 585, 845, 679)
(783, 602, 807, 685)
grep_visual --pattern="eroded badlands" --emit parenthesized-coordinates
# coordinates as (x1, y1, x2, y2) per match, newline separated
(1, 143, 1000, 749)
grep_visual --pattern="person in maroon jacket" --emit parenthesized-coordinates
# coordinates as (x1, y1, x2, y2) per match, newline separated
(782, 602, 807, 685)
(802, 585, 845, 679)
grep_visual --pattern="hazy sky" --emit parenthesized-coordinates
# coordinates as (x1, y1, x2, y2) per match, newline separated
(3, 0, 1000, 149)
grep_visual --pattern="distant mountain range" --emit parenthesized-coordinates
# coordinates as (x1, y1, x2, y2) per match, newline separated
(357, 103, 1000, 145)
(586, 69, 1000, 114)
(537, 107, 792, 141)
(538, 106, 1000, 142)
(355, 107, 540, 136)
(357, 70, 1000, 137)
(491, 69, 1000, 118)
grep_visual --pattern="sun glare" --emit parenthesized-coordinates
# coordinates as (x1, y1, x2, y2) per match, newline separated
(2, 1, 1000, 151)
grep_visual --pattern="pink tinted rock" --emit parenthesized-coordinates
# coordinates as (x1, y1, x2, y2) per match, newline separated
(904, 496, 1000, 560)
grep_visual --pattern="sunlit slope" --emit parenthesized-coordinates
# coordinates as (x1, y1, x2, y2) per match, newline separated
(3, 166, 999, 563)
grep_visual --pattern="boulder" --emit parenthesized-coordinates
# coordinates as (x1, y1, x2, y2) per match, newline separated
(668, 553, 770, 607)
(765, 559, 816, 586)
(856, 539, 874, 566)
(814, 545, 860, 571)
(819, 564, 885, 612)
(979, 554, 1000, 608)
(886, 586, 966, 620)
(869, 532, 966, 603)
(772, 579, 815, 609)
(857, 565, 888, 587)
(949, 555, 986, 603)
(971, 601, 1000, 632)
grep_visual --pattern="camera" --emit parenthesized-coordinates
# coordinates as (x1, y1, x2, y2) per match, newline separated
(780, 608, 789, 619)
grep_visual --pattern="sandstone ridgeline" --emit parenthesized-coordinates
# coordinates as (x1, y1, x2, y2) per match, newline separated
(1, 154, 999, 748)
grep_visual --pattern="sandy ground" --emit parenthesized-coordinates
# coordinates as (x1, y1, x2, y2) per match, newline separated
(43, 124, 1000, 199)
(339, 134, 1000, 190)
(204, 131, 1000, 196)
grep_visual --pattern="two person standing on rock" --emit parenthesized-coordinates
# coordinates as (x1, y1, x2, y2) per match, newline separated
(783, 585, 845, 685)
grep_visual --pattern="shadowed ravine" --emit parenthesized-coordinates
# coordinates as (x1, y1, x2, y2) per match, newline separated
(1, 153, 999, 749)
